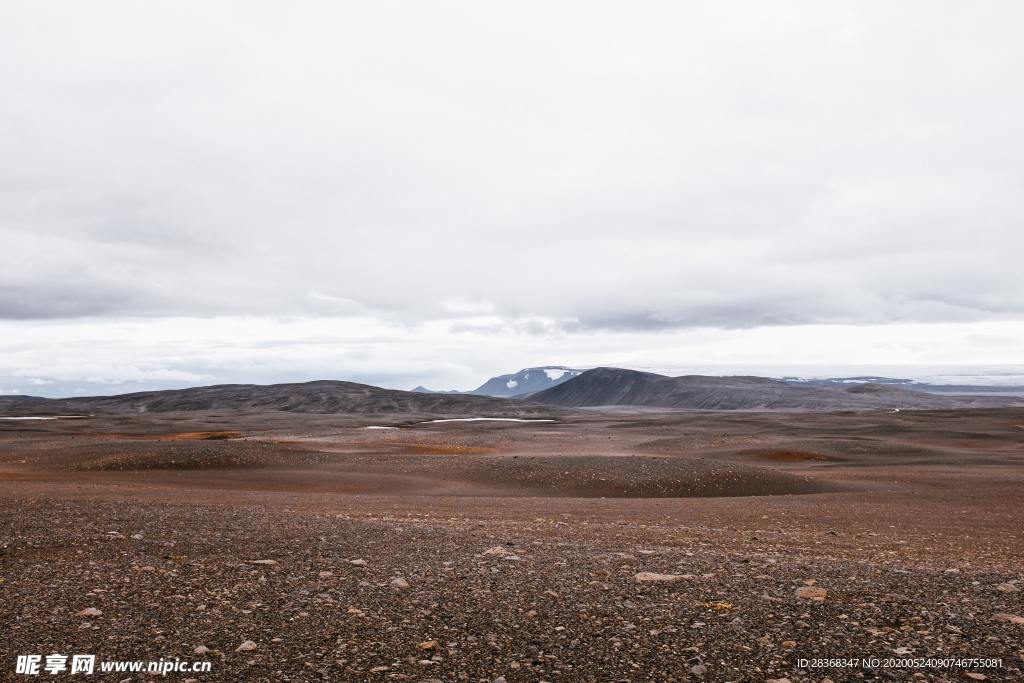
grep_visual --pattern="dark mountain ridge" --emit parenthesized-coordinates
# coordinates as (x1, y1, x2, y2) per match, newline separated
(4, 370, 1023, 417)
(0, 380, 555, 417)
(528, 367, 1024, 410)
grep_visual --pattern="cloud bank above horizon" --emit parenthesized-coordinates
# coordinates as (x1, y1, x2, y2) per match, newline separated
(2, 1, 1022, 392)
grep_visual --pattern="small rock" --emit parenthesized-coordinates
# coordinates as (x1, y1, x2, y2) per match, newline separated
(76, 608, 102, 617)
(318, 571, 333, 578)
(964, 674, 987, 681)
(236, 640, 257, 652)
(193, 645, 209, 655)
(993, 613, 1024, 624)
(418, 640, 439, 650)
(995, 582, 1018, 593)
(390, 576, 410, 591)
(348, 559, 368, 566)
(782, 640, 796, 648)
(689, 664, 707, 676)
(248, 559, 278, 565)
(795, 586, 827, 601)
(634, 572, 695, 583)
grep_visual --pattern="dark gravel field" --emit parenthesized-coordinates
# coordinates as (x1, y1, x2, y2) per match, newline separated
(2, 409, 1023, 681)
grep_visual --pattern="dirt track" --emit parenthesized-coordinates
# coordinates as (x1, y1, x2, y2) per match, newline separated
(2, 409, 1023, 681)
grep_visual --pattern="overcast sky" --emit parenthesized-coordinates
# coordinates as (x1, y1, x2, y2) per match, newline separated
(2, 1, 1023, 396)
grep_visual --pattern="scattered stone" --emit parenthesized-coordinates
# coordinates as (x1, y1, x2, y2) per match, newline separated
(318, 570, 333, 578)
(993, 613, 1024, 624)
(390, 576, 410, 591)
(236, 640, 257, 652)
(193, 645, 209, 655)
(248, 559, 278, 565)
(634, 572, 695, 583)
(795, 586, 827, 601)
(348, 559, 368, 567)
(76, 608, 102, 617)
(418, 640, 439, 650)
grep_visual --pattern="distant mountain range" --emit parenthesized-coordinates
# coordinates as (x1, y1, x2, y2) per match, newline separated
(785, 376, 1024, 396)
(417, 367, 1024, 399)
(527, 367, 1024, 411)
(3, 368, 1023, 416)
(413, 366, 582, 397)
(0, 380, 555, 417)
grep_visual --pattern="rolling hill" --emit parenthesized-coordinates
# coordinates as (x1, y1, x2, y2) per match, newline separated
(0, 380, 556, 416)
(527, 367, 1024, 410)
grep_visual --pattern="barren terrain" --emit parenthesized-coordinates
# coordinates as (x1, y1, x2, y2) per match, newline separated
(2, 408, 1023, 681)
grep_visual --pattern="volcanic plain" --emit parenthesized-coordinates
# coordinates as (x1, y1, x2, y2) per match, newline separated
(2, 406, 1022, 681)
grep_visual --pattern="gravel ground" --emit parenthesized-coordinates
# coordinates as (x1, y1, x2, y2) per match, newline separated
(2, 409, 1023, 681)
(2, 495, 1022, 682)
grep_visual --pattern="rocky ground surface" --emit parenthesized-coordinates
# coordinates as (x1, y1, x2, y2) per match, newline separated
(2, 409, 1023, 681)
(3, 493, 1022, 682)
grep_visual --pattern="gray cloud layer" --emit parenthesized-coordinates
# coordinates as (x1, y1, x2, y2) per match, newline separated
(2, 1, 1022, 331)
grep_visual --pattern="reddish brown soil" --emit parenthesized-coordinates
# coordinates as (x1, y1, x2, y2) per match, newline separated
(1, 409, 1022, 681)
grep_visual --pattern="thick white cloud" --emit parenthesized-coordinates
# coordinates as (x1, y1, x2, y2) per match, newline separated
(1, 2, 1022, 390)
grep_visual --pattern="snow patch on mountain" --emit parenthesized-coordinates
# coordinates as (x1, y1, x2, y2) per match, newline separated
(468, 366, 585, 397)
